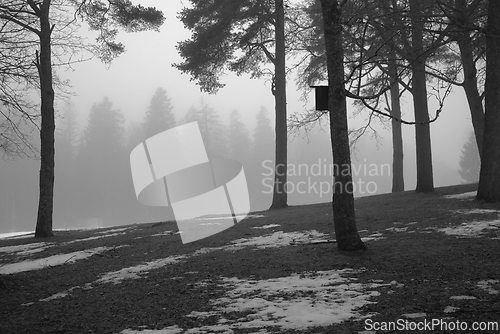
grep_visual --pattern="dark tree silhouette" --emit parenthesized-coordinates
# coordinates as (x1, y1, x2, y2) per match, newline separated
(477, 0, 500, 203)
(142, 87, 176, 139)
(319, 0, 366, 251)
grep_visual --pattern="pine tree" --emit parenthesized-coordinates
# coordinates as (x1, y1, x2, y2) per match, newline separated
(252, 106, 275, 167)
(142, 87, 176, 139)
(184, 100, 228, 158)
(228, 110, 252, 167)
(459, 131, 480, 183)
(249, 106, 275, 210)
(54, 100, 79, 227)
(75, 97, 126, 226)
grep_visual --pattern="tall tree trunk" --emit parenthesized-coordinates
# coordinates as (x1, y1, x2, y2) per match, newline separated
(270, 0, 288, 209)
(477, 0, 500, 203)
(410, 0, 434, 193)
(455, 0, 484, 159)
(388, 55, 405, 192)
(456, 38, 484, 158)
(320, 0, 366, 251)
(35, 0, 55, 237)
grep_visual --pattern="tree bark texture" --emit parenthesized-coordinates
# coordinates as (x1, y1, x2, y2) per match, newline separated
(35, 0, 55, 237)
(457, 36, 484, 159)
(388, 55, 405, 192)
(477, 0, 500, 203)
(455, 0, 484, 159)
(320, 0, 366, 251)
(270, 0, 288, 209)
(410, 0, 434, 193)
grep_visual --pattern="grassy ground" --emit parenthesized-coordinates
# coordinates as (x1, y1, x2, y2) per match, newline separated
(0, 183, 499, 334)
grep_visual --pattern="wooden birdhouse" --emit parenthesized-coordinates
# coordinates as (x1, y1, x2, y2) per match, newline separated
(311, 85, 329, 111)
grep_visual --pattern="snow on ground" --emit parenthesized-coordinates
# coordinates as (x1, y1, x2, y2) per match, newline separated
(252, 224, 281, 229)
(402, 313, 426, 318)
(0, 242, 53, 255)
(0, 231, 34, 239)
(444, 191, 476, 199)
(62, 232, 128, 245)
(120, 269, 403, 334)
(225, 230, 330, 250)
(95, 227, 132, 234)
(0, 247, 112, 274)
(453, 209, 499, 215)
(437, 219, 500, 237)
(361, 232, 386, 242)
(477, 279, 499, 295)
(151, 230, 177, 237)
(450, 295, 477, 300)
(96, 255, 188, 284)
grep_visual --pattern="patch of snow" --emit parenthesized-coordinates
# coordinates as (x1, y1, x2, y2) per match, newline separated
(96, 255, 187, 284)
(39, 291, 70, 301)
(226, 230, 330, 250)
(252, 224, 281, 229)
(0, 247, 111, 274)
(402, 313, 426, 318)
(444, 192, 476, 199)
(362, 232, 385, 242)
(0, 242, 52, 255)
(444, 306, 459, 313)
(385, 227, 408, 232)
(62, 232, 126, 245)
(187, 269, 385, 331)
(438, 219, 500, 237)
(453, 209, 499, 215)
(0, 231, 34, 239)
(95, 227, 131, 234)
(195, 214, 264, 221)
(477, 279, 499, 295)
(450, 295, 477, 300)
(151, 230, 176, 237)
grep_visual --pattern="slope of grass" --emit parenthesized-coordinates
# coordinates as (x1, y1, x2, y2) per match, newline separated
(0, 183, 499, 334)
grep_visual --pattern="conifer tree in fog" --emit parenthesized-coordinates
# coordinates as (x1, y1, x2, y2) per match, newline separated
(76, 97, 126, 226)
(54, 100, 79, 226)
(184, 101, 228, 159)
(458, 131, 480, 184)
(250, 106, 275, 210)
(252, 107, 275, 166)
(228, 110, 252, 167)
(142, 87, 176, 139)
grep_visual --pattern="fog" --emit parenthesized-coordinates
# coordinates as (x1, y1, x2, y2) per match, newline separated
(0, 1, 473, 234)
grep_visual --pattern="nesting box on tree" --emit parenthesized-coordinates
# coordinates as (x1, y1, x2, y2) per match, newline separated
(311, 86, 329, 111)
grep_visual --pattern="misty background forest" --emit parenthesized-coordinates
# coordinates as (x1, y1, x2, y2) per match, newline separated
(0, 0, 484, 235)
